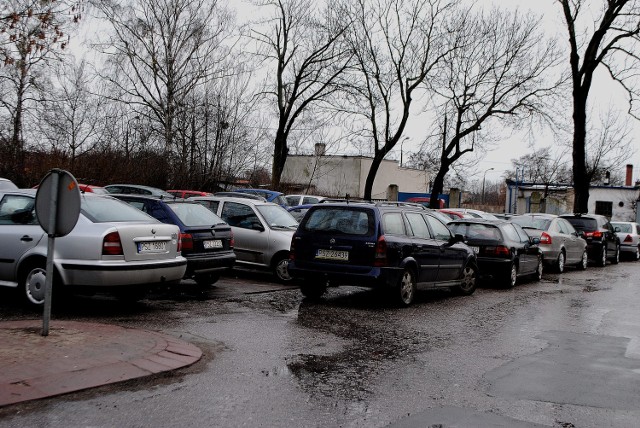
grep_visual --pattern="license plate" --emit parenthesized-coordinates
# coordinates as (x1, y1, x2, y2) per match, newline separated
(138, 241, 167, 253)
(203, 240, 223, 249)
(315, 249, 349, 261)
(471, 246, 479, 253)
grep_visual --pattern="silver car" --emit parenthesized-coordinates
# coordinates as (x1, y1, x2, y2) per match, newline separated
(0, 190, 187, 305)
(192, 196, 298, 281)
(611, 221, 640, 260)
(510, 213, 588, 272)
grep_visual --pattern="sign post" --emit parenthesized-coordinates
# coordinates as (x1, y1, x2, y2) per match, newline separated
(35, 169, 81, 336)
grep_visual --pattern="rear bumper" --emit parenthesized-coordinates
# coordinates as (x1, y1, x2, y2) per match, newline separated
(619, 243, 638, 253)
(289, 261, 398, 288)
(585, 242, 605, 260)
(476, 258, 511, 280)
(184, 252, 236, 276)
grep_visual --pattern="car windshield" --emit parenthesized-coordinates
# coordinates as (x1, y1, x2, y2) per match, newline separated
(612, 223, 632, 233)
(564, 217, 597, 231)
(168, 202, 226, 227)
(448, 222, 502, 241)
(273, 195, 288, 206)
(301, 207, 374, 236)
(510, 216, 552, 230)
(257, 205, 298, 229)
(82, 196, 160, 223)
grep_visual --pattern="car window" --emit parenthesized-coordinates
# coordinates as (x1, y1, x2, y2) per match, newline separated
(406, 212, 431, 239)
(82, 196, 159, 223)
(557, 219, 573, 235)
(501, 224, 522, 242)
(636, 224, 640, 234)
(194, 200, 219, 213)
(302, 207, 374, 236)
(285, 196, 299, 206)
(564, 217, 597, 231)
(221, 202, 262, 230)
(449, 223, 501, 240)
(0, 195, 37, 225)
(168, 203, 225, 227)
(512, 223, 531, 243)
(302, 196, 320, 204)
(256, 205, 298, 229)
(612, 223, 631, 233)
(424, 214, 452, 241)
(382, 212, 406, 235)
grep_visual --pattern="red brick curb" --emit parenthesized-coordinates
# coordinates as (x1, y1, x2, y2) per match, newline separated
(0, 320, 202, 407)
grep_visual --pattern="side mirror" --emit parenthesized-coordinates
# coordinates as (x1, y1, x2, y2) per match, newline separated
(454, 233, 465, 243)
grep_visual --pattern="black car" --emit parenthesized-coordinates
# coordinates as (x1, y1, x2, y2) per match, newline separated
(447, 218, 543, 288)
(559, 213, 620, 267)
(113, 195, 235, 286)
(288, 202, 478, 306)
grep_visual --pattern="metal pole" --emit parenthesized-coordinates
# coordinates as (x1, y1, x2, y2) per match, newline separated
(42, 171, 59, 336)
(482, 167, 494, 204)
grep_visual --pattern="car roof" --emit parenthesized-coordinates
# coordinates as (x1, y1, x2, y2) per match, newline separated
(448, 218, 508, 225)
(191, 195, 276, 207)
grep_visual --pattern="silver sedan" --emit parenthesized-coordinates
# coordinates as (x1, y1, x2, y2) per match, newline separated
(0, 190, 187, 305)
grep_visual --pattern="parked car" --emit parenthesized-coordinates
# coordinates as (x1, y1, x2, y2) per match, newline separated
(191, 196, 298, 282)
(214, 191, 266, 201)
(233, 189, 288, 206)
(288, 202, 478, 306)
(404, 196, 445, 209)
(443, 208, 500, 220)
(78, 184, 108, 194)
(611, 221, 640, 260)
(510, 213, 588, 272)
(0, 190, 187, 305)
(285, 194, 326, 206)
(437, 209, 475, 220)
(105, 184, 175, 199)
(112, 195, 235, 286)
(166, 189, 213, 199)
(448, 218, 543, 288)
(559, 213, 620, 267)
(287, 204, 314, 222)
(0, 178, 18, 190)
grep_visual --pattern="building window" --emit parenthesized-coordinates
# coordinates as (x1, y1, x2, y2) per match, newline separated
(595, 201, 613, 217)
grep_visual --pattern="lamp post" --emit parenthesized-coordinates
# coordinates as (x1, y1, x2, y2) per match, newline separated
(400, 137, 409, 167)
(482, 167, 494, 204)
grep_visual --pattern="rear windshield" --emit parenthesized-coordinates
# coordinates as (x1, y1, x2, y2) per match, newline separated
(563, 217, 597, 231)
(510, 216, 551, 231)
(612, 223, 632, 233)
(168, 202, 226, 227)
(448, 222, 502, 241)
(82, 196, 160, 223)
(301, 207, 375, 236)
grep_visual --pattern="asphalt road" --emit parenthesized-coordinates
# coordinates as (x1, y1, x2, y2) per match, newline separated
(1, 262, 640, 428)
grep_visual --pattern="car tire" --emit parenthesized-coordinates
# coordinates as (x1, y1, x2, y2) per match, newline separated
(533, 256, 543, 281)
(611, 244, 620, 265)
(20, 261, 49, 307)
(194, 273, 220, 287)
(300, 280, 327, 300)
(597, 246, 607, 267)
(395, 268, 417, 307)
(635, 245, 640, 261)
(556, 251, 565, 273)
(577, 250, 588, 270)
(503, 263, 517, 288)
(454, 263, 477, 296)
(272, 254, 292, 282)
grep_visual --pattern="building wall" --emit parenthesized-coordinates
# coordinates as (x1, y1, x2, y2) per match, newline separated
(589, 187, 639, 221)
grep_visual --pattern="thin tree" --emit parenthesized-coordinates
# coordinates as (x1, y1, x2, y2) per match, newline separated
(557, 0, 640, 212)
(249, 0, 352, 190)
(426, 8, 562, 208)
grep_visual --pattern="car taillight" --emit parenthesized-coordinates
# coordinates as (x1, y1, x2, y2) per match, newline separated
(289, 238, 295, 261)
(540, 232, 552, 245)
(180, 233, 193, 251)
(480, 245, 510, 257)
(624, 234, 633, 243)
(584, 231, 602, 239)
(102, 232, 123, 255)
(373, 235, 387, 267)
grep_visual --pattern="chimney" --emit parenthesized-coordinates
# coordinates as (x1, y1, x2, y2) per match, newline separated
(314, 143, 326, 156)
(626, 164, 633, 186)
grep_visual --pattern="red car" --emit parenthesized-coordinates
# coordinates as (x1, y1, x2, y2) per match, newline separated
(166, 190, 213, 198)
(405, 196, 445, 208)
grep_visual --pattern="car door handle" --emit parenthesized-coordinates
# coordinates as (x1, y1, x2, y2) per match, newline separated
(20, 235, 33, 242)
(413, 244, 424, 249)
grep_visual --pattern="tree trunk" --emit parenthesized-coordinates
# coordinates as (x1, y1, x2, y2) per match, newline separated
(429, 166, 448, 209)
(572, 93, 589, 213)
(271, 129, 288, 190)
(363, 154, 385, 200)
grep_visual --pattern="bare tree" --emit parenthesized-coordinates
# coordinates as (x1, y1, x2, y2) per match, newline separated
(507, 146, 571, 185)
(337, 0, 454, 200)
(249, 0, 352, 190)
(557, 0, 640, 212)
(425, 8, 562, 208)
(93, 0, 234, 186)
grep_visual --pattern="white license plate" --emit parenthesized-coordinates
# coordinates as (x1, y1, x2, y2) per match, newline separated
(138, 241, 167, 253)
(471, 246, 479, 253)
(203, 240, 223, 249)
(315, 249, 349, 261)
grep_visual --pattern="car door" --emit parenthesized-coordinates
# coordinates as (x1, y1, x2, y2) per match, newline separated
(404, 212, 439, 283)
(502, 223, 534, 274)
(0, 194, 44, 282)
(558, 218, 582, 263)
(424, 213, 465, 281)
(219, 201, 268, 265)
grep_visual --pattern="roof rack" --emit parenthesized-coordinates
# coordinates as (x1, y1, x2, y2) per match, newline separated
(374, 201, 426, 209)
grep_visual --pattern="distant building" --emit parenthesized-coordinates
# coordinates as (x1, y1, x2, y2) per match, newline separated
(281, 148, 430, 199)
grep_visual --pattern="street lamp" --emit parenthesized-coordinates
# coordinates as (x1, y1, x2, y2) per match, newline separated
(400, 137, 409, 167)
(482, 167, 494, 204)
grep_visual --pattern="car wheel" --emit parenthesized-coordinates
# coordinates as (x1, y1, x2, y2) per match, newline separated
(396, 268, 417, 306)
(556, 251, 565, 273)
(300, 280, 327, 300)
(533, 256, 543, 281)
(597, 246, 607, 267)
(577, 250, 588, 270)
(611, 244, 620, 265)
(273, 254, 292, 282)
(635, 246, 640, 261)
(21, 262, 48, 306)
(454, 263, 477, 296)
(195, 273, 220, 287)
(504, 263, 517, 288)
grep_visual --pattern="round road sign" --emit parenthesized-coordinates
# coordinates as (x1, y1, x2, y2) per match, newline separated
(35, 169, 81, 237)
